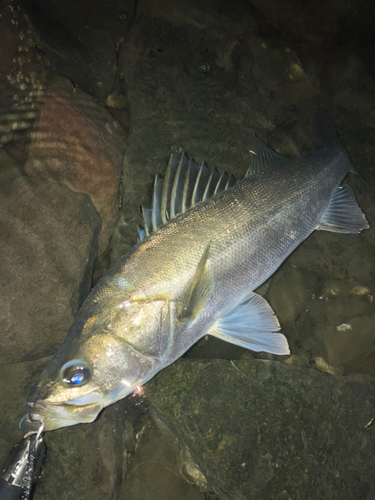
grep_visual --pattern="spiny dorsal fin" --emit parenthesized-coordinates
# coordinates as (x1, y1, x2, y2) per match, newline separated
(246, 134, 287, 176)
(138, 153, 237, 240)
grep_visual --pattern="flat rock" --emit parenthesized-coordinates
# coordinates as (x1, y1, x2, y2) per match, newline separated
(0, 176, 101, 363)
(146, 358, 375, 500)
(25, 76, 125, 254)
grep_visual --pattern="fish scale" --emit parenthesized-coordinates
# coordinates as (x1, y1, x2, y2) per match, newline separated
(20, 113, 369, 432)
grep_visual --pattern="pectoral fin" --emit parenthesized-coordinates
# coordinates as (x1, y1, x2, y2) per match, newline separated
(316, 184, 369, 234)
(178, 242, 214, 324)
(208, 292, 290, 355)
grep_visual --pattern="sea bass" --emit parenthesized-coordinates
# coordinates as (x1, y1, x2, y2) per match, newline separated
(20, 112, 369, 432)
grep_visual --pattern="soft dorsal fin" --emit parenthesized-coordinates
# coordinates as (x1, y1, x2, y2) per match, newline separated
(246, 135, 287, 176)
(138, 154, 237, 239)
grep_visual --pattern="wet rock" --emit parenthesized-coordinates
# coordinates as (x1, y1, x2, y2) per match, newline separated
(138, 0, 257, 35)
(322, 279, 372, 300)
(25, 76, 125, 254)
(296, 295, 375, 369)
(0, 149, 25, 183)
(288, 224, 374, 283)
(0, 0, 49, 147)
(0, 2, 20, 83)
(0, 357, 139, 500)
(147, 358, 375, 500)
(267, 263, 317, 324)
(323, 315, 375, 367)
(114, 15, 261, 266)
(17, 0, 135, 102)
(0, 176, 101, 363)
(0, 358, 49, 461)
(35, 399, 130, 500)
(121, 418, 206, 500)
(244, 35, 318, 138)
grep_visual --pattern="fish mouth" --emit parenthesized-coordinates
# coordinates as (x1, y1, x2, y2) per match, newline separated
(20, 400, 103, 432)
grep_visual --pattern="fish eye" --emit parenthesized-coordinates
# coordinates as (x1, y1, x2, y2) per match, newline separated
(61, 360, 91, 386)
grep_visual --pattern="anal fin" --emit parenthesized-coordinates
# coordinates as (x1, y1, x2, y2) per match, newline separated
(209, 293, 290, 355)
(317, 184, 369, 234)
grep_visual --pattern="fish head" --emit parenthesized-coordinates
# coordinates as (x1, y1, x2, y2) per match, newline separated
(20, 298, 173, 432)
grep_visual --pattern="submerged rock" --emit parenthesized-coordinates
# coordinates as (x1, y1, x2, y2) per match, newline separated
(0, 176, 101, 363)
(267, 263, 317, 324)
(114, 14, 261, 266)
(146, 358, 375, 500)
(297, 294, 375, 369)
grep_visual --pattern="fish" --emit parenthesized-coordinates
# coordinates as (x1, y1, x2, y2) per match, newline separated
(20, 110, 369, 432)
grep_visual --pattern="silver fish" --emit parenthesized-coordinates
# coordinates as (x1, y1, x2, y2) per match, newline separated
(20, 111, 369, 431)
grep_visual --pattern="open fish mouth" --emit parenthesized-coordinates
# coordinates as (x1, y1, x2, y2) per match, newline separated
(20, 404, 47, 433)
(24, 411, 44, 425)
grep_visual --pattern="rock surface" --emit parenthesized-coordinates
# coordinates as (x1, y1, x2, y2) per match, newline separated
(25, 76, 125, 254)
(0, 357, 140, 500)
(0, 355, 206, 500)
(0, 0, 374, 499)
(0, 176, 101, 363)
(18, 0, 135, 103)
(113, 12, 262, 266)
(147, 358, 375, 500)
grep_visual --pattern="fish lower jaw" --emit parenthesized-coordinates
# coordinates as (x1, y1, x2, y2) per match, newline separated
(20, 401, 103, 432)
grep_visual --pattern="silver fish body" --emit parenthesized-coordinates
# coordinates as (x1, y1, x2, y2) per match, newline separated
(20, 116, 369, 431)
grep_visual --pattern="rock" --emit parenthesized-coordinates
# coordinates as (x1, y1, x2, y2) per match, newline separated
(267, 263, 317, 324)
(0, 353, 205, 500)
(138, 0, 257, 34)
(114, 15, 262, 267)
(323, 315, 375, 367)
(147, 358, 375, 500)
(25, 76, 125, 254)
(287, 208, 374, 285)
(0, 149, 25, 183)
(35, 399, 129, 500)
(16, 0, 135, 103)
(120, 418, 206, 500)
(321, 280, 372, 300)
(0, 0, 49, 146)
(0, 357, 140, 500)
(321, 279, 357, 299)
(0, 358, 49, 457)
(296, 295, 375, 369)
(0, 176, 101, 363)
